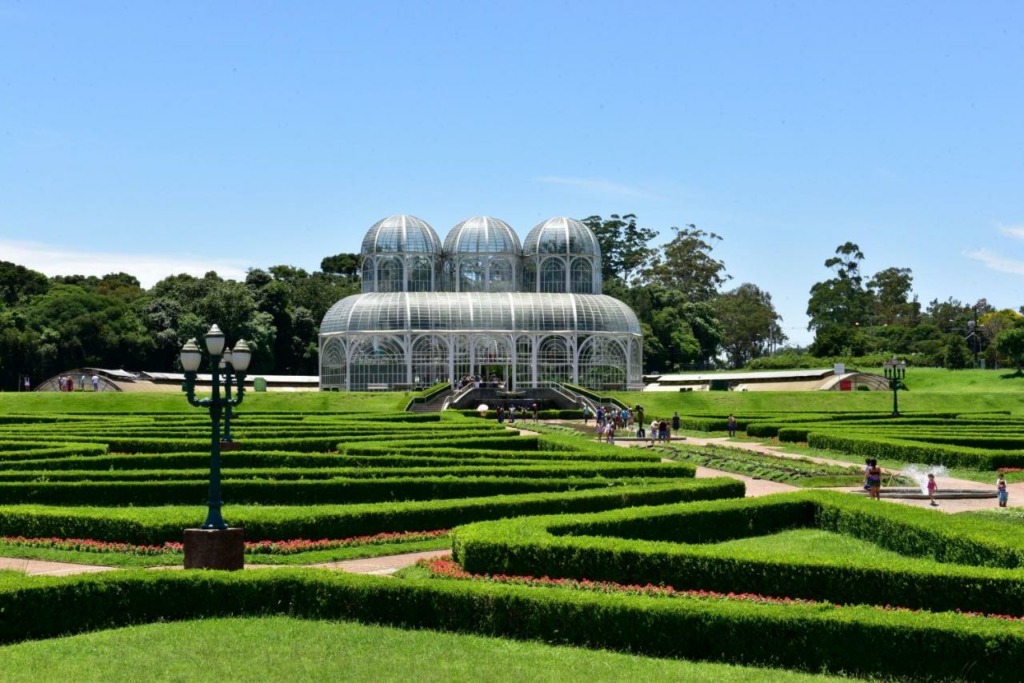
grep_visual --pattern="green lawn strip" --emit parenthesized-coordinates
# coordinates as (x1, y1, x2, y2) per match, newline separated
(0, 616, 852, 683)
(0, 537, 451, 568)
(657, 443, 871, 487)
(0, 570, 1020, 680)
(707, 528, 917, 564)
(753, 439, 1012, 485)
(451, 490, 1024, 616)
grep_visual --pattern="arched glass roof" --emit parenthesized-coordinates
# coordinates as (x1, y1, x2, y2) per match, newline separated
(321, 293, 641, 335)
(360, 215, 442, 255)
(523, 217, 601, 256)
(443, 216, 522, 255)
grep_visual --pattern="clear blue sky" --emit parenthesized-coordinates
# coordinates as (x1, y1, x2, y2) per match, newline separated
(2, 1, 1022, 345)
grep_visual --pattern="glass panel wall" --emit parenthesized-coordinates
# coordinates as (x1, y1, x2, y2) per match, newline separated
(407, 256, 435, 292)
(540, 258, 566, 293)
(579, 336, 627, 390)
(537, 335, 572, 383)
(347, 336, 406, 389)
(377, 257, 403, 293)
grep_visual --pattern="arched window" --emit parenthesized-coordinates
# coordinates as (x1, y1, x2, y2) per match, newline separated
(347, 336, 406, 389)
(489, 259, 514, 292)
(458, 259, 485, 292)
(570, 258, 593, 294)
(407, 256, 434, 292)
(537, 336, 572, 383)
(523, 261, 537, 292)
(377, 257, 403, 292)
(361, 259, 376, 293)
(540, 258, 566, 293)
(578, 336, 626, 390)
(320, 338, 346, 389)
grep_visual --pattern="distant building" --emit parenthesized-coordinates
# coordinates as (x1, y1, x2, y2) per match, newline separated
(318, 215, 644, 391)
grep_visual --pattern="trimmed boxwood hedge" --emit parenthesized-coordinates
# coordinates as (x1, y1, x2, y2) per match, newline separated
(452, 490, 1024, 617)
(1, 569, 1022, 680)
(0, 478, 741, 544)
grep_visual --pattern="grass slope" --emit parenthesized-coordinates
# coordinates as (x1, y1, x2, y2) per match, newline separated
(0, 616, 859, 682)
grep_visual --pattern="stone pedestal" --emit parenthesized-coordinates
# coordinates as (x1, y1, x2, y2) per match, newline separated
(183, 527, 245, 570)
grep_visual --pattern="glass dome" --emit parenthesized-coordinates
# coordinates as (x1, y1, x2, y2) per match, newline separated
(360, 215, 442, 255)
(360, 215, 442, 294)
(443, 216, 523, 293)
(443, 216, 522, 254)
(523, 217, 601, 257)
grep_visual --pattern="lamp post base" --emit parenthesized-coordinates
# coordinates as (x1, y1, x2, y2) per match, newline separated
(183, 527, 245, 570)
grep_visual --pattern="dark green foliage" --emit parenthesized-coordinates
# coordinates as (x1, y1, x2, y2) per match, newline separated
(1, 570, 1023, 680)
(453, 491, 1024, 618)
(0, 479, 736, 544)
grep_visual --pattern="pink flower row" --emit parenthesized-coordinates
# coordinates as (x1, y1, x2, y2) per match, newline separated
(422, 557, 1024, 623)
(0, 529, 449, 557)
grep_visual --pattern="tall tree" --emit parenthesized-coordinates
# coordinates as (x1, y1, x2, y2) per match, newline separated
(642, 225, 730, 302)
(714, 283, 787, 368)
(320, 253, 361, 279)
(996, 327, 1024, 374)
(0, 261, 49, 307)
(580, 214, 657, 286)
(867, 266, 918, 326)
(806, 242, 872, 337)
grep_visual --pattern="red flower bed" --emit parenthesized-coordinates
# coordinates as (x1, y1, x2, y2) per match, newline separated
(421, 557, 1024, 623)
(0, 529, 449, 557)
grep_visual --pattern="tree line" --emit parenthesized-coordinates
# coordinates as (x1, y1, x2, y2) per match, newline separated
(2, 216, 1020, 390)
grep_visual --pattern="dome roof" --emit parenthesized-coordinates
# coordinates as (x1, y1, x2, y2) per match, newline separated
(321, 292, 641, 336)
(523, 217, 601, 256)
(443, 216, 522, 255)
(360, 215, 441, 255)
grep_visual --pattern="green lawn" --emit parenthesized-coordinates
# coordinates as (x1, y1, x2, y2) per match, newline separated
(0, 390, 412, 413)
(0, 616, 859, 682)
(617, 368, 1024, 417)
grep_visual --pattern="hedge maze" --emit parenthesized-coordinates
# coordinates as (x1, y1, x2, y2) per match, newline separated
(3, 405, 1024, 679)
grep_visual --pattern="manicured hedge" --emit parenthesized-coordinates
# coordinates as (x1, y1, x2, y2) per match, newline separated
(0, 461, 694, 483)
(0, 569, 1022, 680)
(0, 478, 741, 544)
(452, 490, 1024, 617)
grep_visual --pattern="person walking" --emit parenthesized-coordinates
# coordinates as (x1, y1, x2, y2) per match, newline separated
(671, 411, 680, 435)
(927, 473, 938, 506)
(997, 473, 1009, 508)
(727, 414, 737, 438)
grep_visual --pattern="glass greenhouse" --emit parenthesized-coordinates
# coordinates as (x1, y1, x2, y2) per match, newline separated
(319, 215, 643, 391)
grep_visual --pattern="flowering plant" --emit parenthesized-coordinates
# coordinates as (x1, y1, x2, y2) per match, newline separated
(0, 529, 449, 557)
(421, 557, 1024, 623)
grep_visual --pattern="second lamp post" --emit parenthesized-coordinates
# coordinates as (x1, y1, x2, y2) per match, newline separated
(882, 357, 906, 417)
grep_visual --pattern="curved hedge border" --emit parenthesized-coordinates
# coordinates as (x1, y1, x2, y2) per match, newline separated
(0, 569, 1021, 680)
(452, 490, 1024, 617)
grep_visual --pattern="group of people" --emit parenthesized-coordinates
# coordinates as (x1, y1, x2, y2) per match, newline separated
(866, 462, 1011, 509)
(495, 401, 539, 424)
(457, 374, 504, 390)
(55, 374, 100, 392)
(586, 405, 685, 444)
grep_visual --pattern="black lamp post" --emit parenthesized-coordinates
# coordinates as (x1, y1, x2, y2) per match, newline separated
(180, 325, 252, 531)
(882, 357, 906, 417)
(220, 347, 237, 444)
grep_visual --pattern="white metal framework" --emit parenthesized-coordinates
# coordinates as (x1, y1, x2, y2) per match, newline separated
(319, 215, 641, 391)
